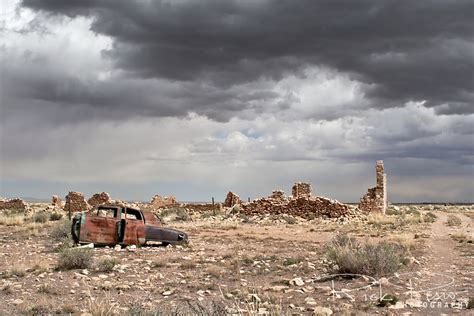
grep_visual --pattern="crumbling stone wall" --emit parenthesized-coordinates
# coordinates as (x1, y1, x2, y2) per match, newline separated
(88, 192, 111, 207)
(292, 182, 312, 199)
(358, 160, 387, 214)
(240, 182, 357, 219)
(241, 195, 356, 219)
(150, 194, 177, 208)
(0, 198, 27, 211)
(224, 191, 241, 207)
(51, 195, 63, 207)
(64, 191, 89, 213)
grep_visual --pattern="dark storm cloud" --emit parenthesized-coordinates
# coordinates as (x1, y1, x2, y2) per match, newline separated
(22, 0, 474, 114)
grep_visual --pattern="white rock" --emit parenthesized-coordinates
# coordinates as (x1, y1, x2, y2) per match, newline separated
(290, 277, 305, 286)
(312, 306, 333, 315)
(12, 299, 23, 305)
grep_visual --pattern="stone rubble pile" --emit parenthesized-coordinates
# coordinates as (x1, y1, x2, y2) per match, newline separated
(359, 160, 387, 214)
(0, 198, 27, 211)
(64, 191, 89, 213)
(224, 191, 241, 207)
(150, 194, 177, 208)
(88, 192, 111, 207)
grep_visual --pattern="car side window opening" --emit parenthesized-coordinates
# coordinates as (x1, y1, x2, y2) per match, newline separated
(124, 208, 142, 220)
(97, 208, 117, 218)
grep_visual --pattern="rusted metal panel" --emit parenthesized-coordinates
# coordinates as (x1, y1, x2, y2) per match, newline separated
(143, 212, 160, 225)
(122, 219, 146, 245)
(81, 217, 118, 245)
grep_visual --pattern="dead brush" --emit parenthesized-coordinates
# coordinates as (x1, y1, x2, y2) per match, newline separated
(57, 248, 94, 270)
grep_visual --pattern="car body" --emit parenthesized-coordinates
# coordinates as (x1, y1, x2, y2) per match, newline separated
(71, 205, 188, 246)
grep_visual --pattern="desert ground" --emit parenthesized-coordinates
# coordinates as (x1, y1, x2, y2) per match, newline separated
(0, 203, 472, 315)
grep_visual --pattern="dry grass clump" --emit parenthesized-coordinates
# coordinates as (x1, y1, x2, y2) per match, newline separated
(325, 234, 408, 277)
(57, 248, 94, 270)
(445, 215, 462, 226)
(0, 214, 25, 226)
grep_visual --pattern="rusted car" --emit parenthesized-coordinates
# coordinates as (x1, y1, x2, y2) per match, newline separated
(71, 205, 188, 246)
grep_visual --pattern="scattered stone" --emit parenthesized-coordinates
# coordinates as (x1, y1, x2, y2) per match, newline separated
(162, 290, 174, 296)
(127, 245, 137, 252)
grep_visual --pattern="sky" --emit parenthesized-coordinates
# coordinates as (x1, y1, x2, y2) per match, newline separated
(0, 0, 473, 203)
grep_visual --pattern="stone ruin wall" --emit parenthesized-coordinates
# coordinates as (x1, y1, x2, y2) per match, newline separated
(358, 160, 387, 214)
(51, 195, 63, 207)
(0, 198, 27, 211)
(87, 192, 111, 207)
(150, 194, 177, 208)
(224, 191, 241, 207)
(292, 182, 313, 199)
(240, 184, 357, 219)
(64, 191, 89, 213)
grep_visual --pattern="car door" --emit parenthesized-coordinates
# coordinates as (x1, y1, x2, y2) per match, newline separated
(80, 207, 120, 245)
(121, 208, 146, 245)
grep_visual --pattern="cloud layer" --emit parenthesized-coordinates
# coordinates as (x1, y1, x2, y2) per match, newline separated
(0, 0, 473, 202)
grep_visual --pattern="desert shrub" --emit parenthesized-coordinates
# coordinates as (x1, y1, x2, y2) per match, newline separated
(159, 207, 191, 222)
(325, 234, 407, 277)
(378, 294, 399, 307)
(96, 258, 118, 272)
(51, 219, 71, 239)
(57, 248, 93, 270)
(49, 212, 63, 221)
(33, 212, 49, 223)
(385, 206, 402, 216)
(405, 208, 421, 217)
(445, 215, 462, 226)
(283, 215, 298, 225)
(283, 257, 301, 266)
(423, 212, 437, 223)
(468, 297, 474, 309)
